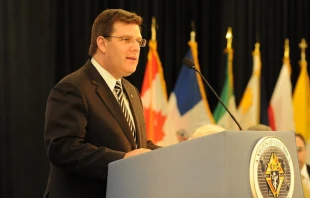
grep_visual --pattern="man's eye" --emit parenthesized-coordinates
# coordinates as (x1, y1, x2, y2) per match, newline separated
(122, 38, 131, 42)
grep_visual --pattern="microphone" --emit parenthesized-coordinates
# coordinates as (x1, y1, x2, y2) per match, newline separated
(182, 57, 243, 130)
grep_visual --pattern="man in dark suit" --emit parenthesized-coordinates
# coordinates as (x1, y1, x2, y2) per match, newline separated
(295, 133, 310, 197)
(44, 9, 160, 198)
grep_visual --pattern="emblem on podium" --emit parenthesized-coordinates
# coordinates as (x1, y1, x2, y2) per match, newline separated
(250, 137, 294, 198)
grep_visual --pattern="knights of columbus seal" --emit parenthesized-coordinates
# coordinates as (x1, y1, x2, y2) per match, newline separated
(250, 137, 294, 198)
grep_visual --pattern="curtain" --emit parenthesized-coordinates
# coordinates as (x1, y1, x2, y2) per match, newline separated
(0, 0, 53, 197)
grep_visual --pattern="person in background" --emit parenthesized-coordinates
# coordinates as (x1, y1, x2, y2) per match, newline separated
(188, 124, 226, 140)
(176, 129, 190, 142)
(44, 9, 160, 198)
(296, 133, 310, 197)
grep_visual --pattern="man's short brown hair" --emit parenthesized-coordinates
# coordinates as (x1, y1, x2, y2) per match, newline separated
(88, 9, 142, 56)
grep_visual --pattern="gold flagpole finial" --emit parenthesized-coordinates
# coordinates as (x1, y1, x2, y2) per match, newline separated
(226, 27, 233, 49)
(299, 38, 307, 62)
(284, 39, 290, 58)
(151, 17, 156, 41)
(254, 42, 260, 53)
(190, 21, 196, 42)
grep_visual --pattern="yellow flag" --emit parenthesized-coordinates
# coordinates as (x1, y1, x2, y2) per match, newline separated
(237, 43, 261, 130)
(293, 61, 310, 140)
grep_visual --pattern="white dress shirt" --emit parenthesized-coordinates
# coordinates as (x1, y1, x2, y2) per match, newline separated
(301, 164, 310, 191)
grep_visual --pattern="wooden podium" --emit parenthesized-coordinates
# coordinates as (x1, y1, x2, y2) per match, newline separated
(106, 131, 303, 198)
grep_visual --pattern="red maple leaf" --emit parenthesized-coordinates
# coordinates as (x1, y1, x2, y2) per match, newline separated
(144, 108, 166, 143)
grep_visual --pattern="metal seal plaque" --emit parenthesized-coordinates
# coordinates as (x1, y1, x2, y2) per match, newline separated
(249, 136, 294, 198)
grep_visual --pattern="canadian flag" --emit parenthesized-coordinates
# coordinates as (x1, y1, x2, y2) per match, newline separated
(140, 40, 168, 144)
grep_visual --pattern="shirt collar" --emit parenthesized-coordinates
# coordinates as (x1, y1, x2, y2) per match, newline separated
(91, 57, 121, 91)
(301, 164, 309, 178)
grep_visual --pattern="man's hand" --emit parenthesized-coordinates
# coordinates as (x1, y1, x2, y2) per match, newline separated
(124, 148, 151, 158)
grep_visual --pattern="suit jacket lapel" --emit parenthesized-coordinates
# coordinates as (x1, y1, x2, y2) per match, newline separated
(84, 60, 136, 148)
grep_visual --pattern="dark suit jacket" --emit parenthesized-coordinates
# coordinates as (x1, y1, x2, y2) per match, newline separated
(44, 60, 160, 198)
(307, 164, 310, 177)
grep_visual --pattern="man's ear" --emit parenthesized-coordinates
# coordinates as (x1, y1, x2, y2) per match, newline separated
(96, 36, 106, 54)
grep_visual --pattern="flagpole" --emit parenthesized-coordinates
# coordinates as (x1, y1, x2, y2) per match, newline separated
(190, 21, 195, 42)
(226, 27, 234, 96)
(151, 17, 156, 42)
(299, 38, 307, 63)
(284, 39, 289, 59)
(226, 27, 232, 49)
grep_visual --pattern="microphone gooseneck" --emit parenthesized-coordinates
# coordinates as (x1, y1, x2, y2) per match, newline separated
(182, 57, 243, 130)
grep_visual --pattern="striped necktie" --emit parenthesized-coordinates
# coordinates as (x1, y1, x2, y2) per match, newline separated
(114, 81, 137, 147)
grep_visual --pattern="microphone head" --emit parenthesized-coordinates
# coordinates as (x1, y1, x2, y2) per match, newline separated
(182, 57, 195, 69)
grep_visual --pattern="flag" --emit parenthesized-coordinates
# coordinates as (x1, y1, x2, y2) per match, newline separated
(237, 43, 261, 130)
(293, 60, 310, 140)
(213, 48, 239, 130)
(160, 41, 214, 146)
(268, 57, 295, 131)
(141, 40, 168, 144)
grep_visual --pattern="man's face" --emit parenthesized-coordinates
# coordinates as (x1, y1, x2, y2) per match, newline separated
(296, 136, 307, 169)
(101, 21, 142, 79)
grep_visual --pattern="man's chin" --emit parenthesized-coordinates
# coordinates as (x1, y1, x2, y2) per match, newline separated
(124, 68, 137, 77)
